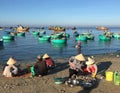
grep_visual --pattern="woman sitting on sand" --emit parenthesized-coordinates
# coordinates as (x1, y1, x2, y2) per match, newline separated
(34, 55, 48, 77)
(85, 56, 98, 78)
(68, 54, 86, 78)
(2, 57, 18, 77)
(43, 53, 55, 69)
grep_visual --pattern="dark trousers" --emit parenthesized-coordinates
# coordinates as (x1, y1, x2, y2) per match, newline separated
(69, 68, 79, 78)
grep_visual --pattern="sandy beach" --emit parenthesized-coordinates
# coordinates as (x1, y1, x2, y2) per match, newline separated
(0, 52, 120, 93)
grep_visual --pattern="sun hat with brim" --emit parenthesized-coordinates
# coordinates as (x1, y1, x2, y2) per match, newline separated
(75, 54, 85, 61)
(7, 57, 16, 65)
(86, 57, 95, 65)
(43, 53, 49, 59)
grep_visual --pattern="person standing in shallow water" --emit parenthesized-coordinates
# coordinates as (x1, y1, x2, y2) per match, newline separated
(75, 40, 82, 54)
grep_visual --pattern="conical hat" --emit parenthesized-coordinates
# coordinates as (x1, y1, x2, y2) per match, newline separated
(75, 54, 85, 61)
(7, 57, 16, 65)
(43, 53, 49, 59)
(86, 57, 95, 65)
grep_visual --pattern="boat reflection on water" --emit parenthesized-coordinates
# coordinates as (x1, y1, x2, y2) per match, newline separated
(52, 43, 67, 49)
(52, 43, 67, 54)
(38, 40, 50, 44)
(3, 39, 14, 43)
(98, 40, 111, 47)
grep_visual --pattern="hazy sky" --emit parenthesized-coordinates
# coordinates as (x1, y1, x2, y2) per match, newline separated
(0, 0, 120, 26)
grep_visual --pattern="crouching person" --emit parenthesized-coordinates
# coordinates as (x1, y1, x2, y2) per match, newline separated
(68, 54, 86, 78)
(34, 55, 48, 77)
(3, 57, 18, 77)
(43, 53, 55, 69)
(86, 56, 98, 78)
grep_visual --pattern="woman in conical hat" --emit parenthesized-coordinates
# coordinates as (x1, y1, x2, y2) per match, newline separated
(86, 57, 95, 65)
(34, 55, 48, 77)
(68, 54, 86, 78)
(3, 57, 18, 77)
(43, 53, 49, 59)
(75, 53, 85, 61)
(86, 57, 98, 78)
(7, 57, 16, 65)
(43, 53, 55, 68)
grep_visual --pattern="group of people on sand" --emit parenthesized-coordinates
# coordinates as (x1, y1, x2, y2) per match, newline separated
(68, 53, 98, 79)
(69, 40, 98, 79)
(2, 53, 55, 77)
(2, 41, 98, 79)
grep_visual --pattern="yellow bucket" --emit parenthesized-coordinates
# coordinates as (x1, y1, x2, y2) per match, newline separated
(106, 71, 113, 81)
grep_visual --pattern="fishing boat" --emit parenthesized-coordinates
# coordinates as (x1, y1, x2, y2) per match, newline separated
(99, 35, 111, 41)
(113, 33, 120, 39)
(76, 35, 87, 41)
(16, 26, 29, 32)
(2, 35, 14, 40)
(32, 31, 39, 36)
(17, 32, 25, 36)
(38, 35, 51, 41)
(51, 38, 67, 44)
(82, 33, 94, 40)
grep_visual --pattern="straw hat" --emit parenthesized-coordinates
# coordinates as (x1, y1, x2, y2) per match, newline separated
(86, 57, 95, 65)
(7, 57, 16, 65)
(43, 53, 49, 59)
(75, 54, 85, 61)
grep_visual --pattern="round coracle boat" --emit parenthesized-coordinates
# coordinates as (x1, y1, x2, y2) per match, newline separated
(51, 38, 66, 44)
(113, 33, 120, 39)
(76, 35, 87, 41)
(99, 35, 111, 41)
(32, 31, 39, 36)
(17, 32, 25, 36)
(2, 35, 14, 40)
(38, 35, 51, 41)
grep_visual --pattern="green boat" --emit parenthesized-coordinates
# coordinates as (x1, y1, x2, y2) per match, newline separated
(38, 35, 51, 41)
(32, 31, 39, 36)
(99, 35, 111, 41)
(82, 33, 94, 40)
(113, 33, 120, 39)
(51, 33, 62, 39)
(51, 38, 66, 44)
(76, 35, 87, 41)
(2, 35, 14, 40)
(17, 32, 25, 36)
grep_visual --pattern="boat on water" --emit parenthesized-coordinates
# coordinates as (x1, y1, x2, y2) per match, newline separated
(38, 35, 51, 41)
(16, 25, 29, 32)
(99, 35, 111, 41)
(76, 35, 87, 41)
(96, 26, 109, 31)
(113, 33, 120, 39)
(2, 35, 14, 40)
(51, 38, 67, 44)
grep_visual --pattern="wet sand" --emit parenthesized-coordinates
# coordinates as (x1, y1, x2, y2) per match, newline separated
(0, 53, 120, 93)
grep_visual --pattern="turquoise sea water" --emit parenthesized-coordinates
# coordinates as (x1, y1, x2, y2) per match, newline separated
(0, 27, 120, 63)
